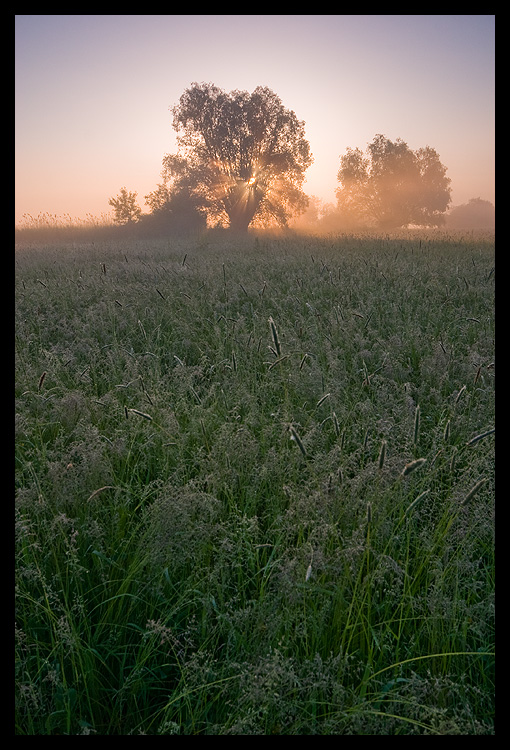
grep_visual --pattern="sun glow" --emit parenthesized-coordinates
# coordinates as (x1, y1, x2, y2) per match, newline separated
(247, 176, 257, 186)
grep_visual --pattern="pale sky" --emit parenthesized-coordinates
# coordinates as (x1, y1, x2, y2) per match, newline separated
(15, 14, 495, 225)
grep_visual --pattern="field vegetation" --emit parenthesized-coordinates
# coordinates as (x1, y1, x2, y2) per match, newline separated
(15, 230, 494, 734)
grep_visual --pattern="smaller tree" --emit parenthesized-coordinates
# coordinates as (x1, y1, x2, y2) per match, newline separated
(446, 198, 495, 230)
(108, 187, 142, 225)
(336, 135, 451, 229)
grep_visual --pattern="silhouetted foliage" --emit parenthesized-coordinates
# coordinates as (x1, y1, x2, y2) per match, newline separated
(336, 135, 452, 229)
(446, 198, 495, 230)
(144, 175, 206, 236)
(165, 83, 313, 232)
(108, 187, 142, 225)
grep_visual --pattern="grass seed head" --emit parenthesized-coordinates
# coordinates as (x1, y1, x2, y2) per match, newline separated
(378, 439, 387, 470)
(316, 393, 331, 409)
(86, 486, 116, 502)
(268, 316, 281, 357)
(413, 405, 420, 445)
(461, 478, 488, 506)
(289, 425, 307, 458)
(443, 419, 451, 442)
(128, 408, 153, 421)
(466, 428, 495, 446)
(402, 458, 427, 477)
(455, 385, 467, 404)
(332, 411, 340, 437)
(305, 563, 313, 582)
(404, 489, 430, 517)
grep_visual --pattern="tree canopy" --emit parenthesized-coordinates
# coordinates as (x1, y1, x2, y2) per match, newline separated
(336, 135, 452, 229)
(163, 83, 313, 232)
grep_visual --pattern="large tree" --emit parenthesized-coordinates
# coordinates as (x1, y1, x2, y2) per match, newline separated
(165, 83, 313, 232)
(336, 135, 451, 229)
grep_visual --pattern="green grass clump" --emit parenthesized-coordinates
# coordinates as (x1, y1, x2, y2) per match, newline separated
(15, 232, 494, 734)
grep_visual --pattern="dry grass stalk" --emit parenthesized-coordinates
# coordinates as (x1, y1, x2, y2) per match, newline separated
(38, 371, 47, 391)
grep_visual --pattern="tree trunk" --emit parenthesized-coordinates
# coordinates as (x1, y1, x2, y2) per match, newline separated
(228, 208, 253, 233)
(225, 184, 261, 232)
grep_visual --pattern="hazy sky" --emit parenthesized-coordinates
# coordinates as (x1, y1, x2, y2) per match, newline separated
(15, 14, 495, 225)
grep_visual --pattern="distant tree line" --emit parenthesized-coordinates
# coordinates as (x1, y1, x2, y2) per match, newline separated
(106, 82, 492, 235)
(445, 198, 495, 230)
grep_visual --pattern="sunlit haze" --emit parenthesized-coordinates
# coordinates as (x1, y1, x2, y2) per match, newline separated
(15, 14, 495, 226)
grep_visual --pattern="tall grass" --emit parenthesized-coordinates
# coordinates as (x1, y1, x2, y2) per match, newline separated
(15, 232, 494, 734)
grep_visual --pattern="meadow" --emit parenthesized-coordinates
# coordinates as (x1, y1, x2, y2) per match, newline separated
(15, 231, 495, 734)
